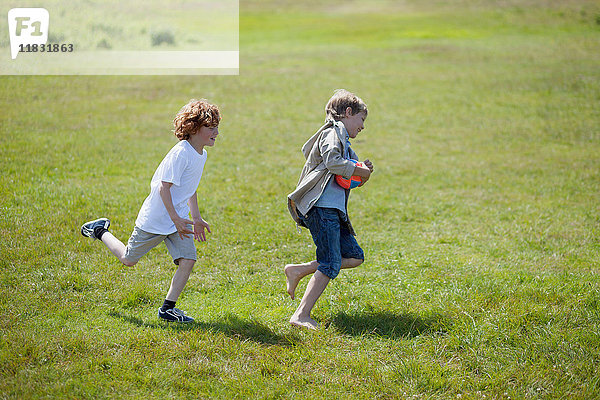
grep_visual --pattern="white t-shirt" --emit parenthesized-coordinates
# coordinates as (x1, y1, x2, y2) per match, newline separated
(135, 140, 207, 234)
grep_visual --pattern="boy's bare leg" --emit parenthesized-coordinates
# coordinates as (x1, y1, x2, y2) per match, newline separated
(101, 232, 136, 266)
(285, 257, 363, 300)
(341, 257, 363, 270)
(289, 270, 330, 330)
(165, 258, 195, 302)
(285, 261, 319, 300)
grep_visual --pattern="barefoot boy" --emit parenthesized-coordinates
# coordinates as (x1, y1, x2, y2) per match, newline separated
(286, 89, 374, 329)
(81, 99, 220, 323)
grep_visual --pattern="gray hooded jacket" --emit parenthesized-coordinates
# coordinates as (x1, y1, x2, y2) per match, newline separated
(287, 119, 359, 234)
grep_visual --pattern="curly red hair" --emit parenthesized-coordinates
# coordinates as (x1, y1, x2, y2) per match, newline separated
(173, 99, 221, 140)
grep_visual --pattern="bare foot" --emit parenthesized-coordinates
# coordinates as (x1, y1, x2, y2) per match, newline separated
(289, 315, 319, 330)
(284, 264, 301, 300)
(284, 261, 319, 300)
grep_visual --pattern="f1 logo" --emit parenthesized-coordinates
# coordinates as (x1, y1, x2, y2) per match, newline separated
(8, 8, 49, 59)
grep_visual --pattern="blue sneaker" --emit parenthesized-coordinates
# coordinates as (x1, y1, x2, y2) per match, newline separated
(81, 218, 110, 240)
(158, 307, 194, 323)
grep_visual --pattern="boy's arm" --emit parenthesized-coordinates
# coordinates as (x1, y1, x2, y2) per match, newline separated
(158, 181, 194, 240)
(319, 130, 356, 178)
(187, 191, 211, 242)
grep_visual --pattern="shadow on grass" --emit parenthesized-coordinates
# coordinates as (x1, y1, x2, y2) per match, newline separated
(109, 311, 300, 346)
(330, 310, 451, 339)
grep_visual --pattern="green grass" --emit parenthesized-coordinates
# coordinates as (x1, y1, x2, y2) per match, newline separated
(1, 0, 600, 398)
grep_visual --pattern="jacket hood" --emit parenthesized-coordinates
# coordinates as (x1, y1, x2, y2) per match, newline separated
(301, 119, 346, 159)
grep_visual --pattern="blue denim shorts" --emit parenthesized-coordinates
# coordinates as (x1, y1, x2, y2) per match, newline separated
(299, 207, 364, 279)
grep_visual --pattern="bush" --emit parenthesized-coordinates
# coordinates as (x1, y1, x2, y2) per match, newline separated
(151, 30, 175, 46)
(96, 38, 111, 49)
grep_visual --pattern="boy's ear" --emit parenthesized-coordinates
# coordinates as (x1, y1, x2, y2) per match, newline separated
(345, 107, 353, 117)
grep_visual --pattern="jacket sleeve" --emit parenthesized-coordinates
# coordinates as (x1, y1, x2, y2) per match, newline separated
(318, 127, 356, 178)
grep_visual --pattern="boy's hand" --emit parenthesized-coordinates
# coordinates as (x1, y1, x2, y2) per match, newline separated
(358, 159, 373, 187)
(174, 216, 195, 240)
(193, 218, 211, 242)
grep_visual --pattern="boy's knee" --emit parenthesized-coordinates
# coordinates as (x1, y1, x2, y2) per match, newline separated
(175, 258, 196, 268)
(121, 258, 136, 267)
(351, 258, 364, 269)
(344, 257, 363, 269)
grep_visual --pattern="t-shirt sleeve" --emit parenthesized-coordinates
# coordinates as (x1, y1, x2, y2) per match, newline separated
(156, 150, 188, 186)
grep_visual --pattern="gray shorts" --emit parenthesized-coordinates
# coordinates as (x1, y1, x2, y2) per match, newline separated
(124, 226, 196, 265)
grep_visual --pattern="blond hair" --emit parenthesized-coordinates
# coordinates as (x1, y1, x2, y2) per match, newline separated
(325, 89, 368, 121)
(173, 99, 220, 140)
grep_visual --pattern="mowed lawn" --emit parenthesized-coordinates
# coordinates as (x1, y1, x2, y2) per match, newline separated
(1, 1, 599, 398)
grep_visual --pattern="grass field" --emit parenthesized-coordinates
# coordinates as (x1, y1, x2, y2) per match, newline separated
(1, 0, 600, 398)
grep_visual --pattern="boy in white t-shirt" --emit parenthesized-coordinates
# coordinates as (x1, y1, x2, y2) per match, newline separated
(81, 99, 220, 323)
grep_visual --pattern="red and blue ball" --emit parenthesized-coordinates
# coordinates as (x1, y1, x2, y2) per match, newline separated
(335, 160, 364, 189)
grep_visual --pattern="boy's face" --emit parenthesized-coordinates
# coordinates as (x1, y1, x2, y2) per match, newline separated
(195, 125, 219, 147)
(342, 109, 367, 138)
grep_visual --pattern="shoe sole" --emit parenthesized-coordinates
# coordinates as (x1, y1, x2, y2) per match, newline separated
(80, 218, 110, 239)
(159, 318, 194, 323)
(158, 309, 194, 323)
